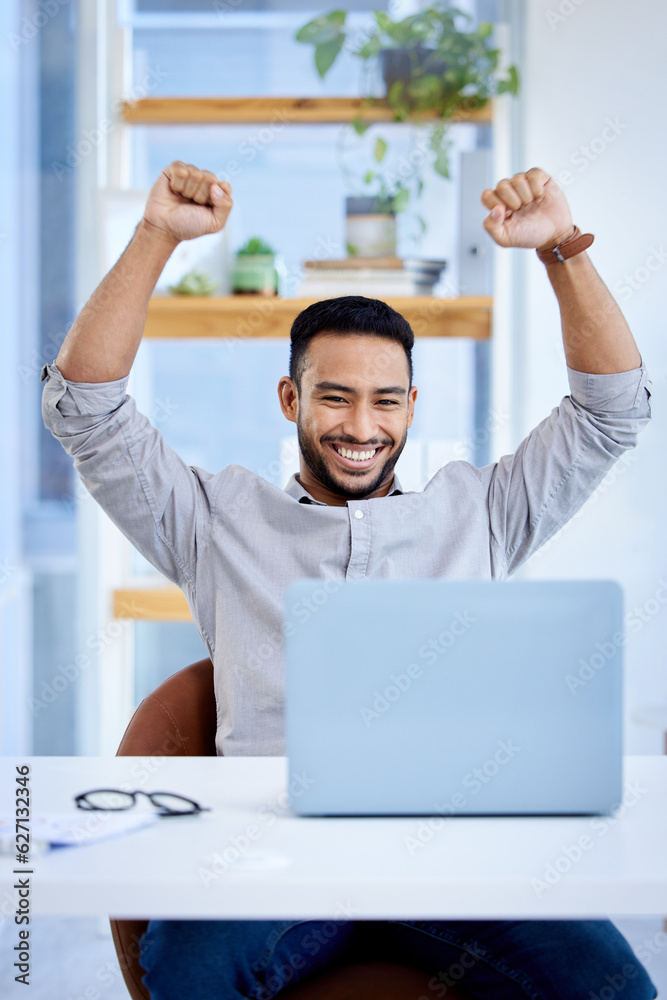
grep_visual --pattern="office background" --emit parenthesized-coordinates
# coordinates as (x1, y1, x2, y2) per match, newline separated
(1, 2, 667, 996)
(1, 0, 665, 763)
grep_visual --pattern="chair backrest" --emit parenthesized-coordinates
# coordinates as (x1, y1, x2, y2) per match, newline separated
(117, 656, 218, 757)
(112, 657, 217, 1000)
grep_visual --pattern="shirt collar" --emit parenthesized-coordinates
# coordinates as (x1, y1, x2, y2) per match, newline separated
(284, 473, 405, 505)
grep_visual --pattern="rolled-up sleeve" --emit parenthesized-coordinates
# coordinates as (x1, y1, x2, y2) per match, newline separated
(41, 362, 215, 588)
(487, 365, 652, 577)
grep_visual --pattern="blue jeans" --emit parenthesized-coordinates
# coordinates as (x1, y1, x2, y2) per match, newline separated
(139, 918, 657, 999)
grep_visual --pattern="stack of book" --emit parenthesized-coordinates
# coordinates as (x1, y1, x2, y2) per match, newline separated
(295, 257, 447, 298)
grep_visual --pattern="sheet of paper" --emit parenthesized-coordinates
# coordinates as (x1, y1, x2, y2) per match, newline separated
(0, 811, 158, 848)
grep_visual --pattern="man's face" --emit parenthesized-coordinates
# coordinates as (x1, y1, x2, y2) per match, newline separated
(278, 333, 417, 505)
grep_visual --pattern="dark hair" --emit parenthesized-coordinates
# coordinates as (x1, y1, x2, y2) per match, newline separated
(289, 295, 414, 391)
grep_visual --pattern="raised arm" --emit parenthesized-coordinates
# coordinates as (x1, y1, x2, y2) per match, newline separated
(55, 163, 233, 383)
(481, 167, 641, 374)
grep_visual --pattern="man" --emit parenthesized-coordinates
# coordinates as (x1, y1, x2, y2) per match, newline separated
(42, 163, 655, 998)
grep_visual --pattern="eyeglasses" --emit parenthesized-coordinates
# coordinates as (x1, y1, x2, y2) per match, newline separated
(74, 788, 211, 818)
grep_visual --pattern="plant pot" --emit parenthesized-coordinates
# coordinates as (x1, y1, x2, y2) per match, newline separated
(231, 254, 278, 295)
(345, 196, 396, 258)
(380, 44, 447, 94)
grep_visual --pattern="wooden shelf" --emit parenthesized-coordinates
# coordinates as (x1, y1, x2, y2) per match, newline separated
(145, 296, 492, 340)
(114, 587, 192, 622)
(121, 97, 492, 126)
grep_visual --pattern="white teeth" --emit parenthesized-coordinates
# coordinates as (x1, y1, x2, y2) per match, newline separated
(335, 446, 377, 462)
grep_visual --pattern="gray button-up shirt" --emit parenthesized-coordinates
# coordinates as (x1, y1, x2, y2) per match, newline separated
(41, 362, 651, 756)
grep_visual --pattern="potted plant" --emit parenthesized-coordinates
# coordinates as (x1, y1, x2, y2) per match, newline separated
(345, 194, 397, 257)
(231, 237, 279, 296)
(168, 269, 217, 296)
(296, 5, 519, 223)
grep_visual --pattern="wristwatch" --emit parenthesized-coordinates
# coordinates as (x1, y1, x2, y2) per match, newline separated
(536, 225, 594, 265)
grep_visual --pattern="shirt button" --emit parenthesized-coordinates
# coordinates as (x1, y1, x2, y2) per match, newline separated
(354, 510, 364, 519)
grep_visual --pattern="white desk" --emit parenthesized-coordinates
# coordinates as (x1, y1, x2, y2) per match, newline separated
(1, 756, 666, 919)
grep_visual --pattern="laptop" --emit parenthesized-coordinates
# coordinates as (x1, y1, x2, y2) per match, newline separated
(284, 579, 623, 816)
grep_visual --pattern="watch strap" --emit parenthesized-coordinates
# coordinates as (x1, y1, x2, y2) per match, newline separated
(536, 225, 594, 264)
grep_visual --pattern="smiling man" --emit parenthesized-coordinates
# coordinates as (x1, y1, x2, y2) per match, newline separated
(279, 301, 417, 504)
(42, 162, 655, 999)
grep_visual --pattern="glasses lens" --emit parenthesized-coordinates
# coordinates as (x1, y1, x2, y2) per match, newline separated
(82, 790, 135, 811)
(149, 793, 199, 815)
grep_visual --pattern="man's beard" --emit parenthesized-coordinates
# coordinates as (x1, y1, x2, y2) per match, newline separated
(296, 416, 407, 501)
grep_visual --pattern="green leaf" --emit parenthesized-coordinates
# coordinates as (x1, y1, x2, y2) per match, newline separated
(392, 187, 410, 213)
(237, 237, 275, 256)
(295, 10, 346, 44)
(391, 16, 417, 46)
(363, 169, 375, 184)
(429, 123, 446, 151)
(346, 242, 359, 256)
(407, 74, 443, 103)
(416, 215, 427, 233)
(433, 147, 450, 178)
(352, 118, 371, 136)
(169, 269, 217, 296)
(498, 66, 519, 97)
(374, 10, 394, 34)
(373, 137, 387, 163)
(354, 36, 381, 60)
(314, 35, 345, 78)
(387, 80, 405, 108)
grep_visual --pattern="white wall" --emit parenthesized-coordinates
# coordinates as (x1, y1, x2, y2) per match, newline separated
(509, 0, 667, 752)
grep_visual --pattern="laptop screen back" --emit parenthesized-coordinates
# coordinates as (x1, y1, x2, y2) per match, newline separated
(284, 579, 623, 816)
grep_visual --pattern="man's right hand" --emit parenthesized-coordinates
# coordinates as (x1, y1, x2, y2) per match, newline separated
(141, 161, 233, 245)
(54, 163, 233, 383)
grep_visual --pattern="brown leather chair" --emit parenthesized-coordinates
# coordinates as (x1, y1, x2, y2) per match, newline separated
(112, 657, 471, 999)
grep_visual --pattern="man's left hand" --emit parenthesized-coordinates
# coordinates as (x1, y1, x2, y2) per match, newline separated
(481, 167, 573, 252)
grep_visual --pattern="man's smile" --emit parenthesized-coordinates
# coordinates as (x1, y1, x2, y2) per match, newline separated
(327, 442, 387, 471)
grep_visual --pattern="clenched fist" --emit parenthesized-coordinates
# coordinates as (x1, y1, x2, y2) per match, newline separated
(142, 161, 233, 244)
(481, 167, 573, 252)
